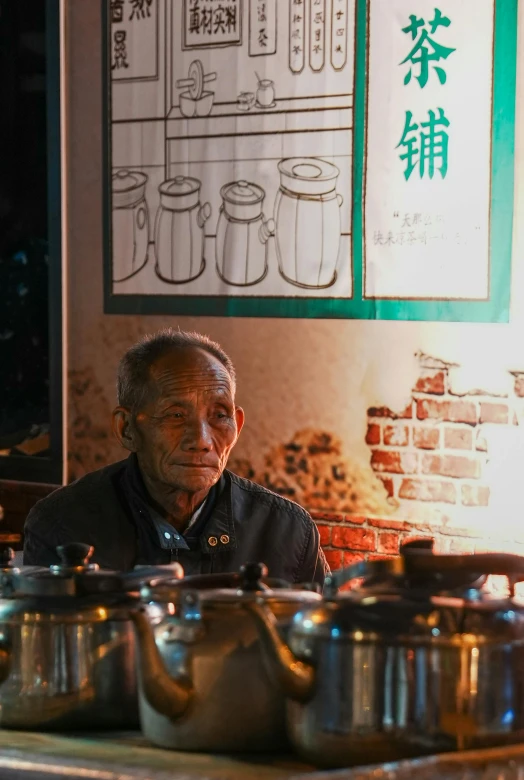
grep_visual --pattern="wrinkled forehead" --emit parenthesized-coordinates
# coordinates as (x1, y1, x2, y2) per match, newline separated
(147, 347, 234, 402)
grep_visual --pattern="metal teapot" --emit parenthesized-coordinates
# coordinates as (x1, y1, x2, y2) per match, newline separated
(133, 562, 322, 752)
(248, 542, 524, 768)
(0, 542, 183, 731)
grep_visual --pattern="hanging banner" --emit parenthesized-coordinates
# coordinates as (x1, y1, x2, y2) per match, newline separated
(364, 0, 494, 301)
(103, 0, 516, 321)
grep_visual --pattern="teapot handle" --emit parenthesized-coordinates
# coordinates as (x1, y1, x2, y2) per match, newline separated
(197, 202, 212, 228)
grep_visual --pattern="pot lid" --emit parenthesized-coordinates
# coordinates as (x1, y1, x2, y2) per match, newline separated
(293, 545, 524, 638)
(220, 180, 264, 206)
(12, 543, 184, 600)
(278, 157, 339, 182)
(160, 176, 201, 197)
(112, 169, 147, 193)
(141, 562, 322, 606)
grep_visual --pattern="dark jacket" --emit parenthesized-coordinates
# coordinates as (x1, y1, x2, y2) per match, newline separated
(23, 457, 329, 585)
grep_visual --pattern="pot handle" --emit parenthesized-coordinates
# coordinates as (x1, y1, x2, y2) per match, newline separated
(246, 599, 315, 703)
(259, 217, 275, 244)
(0, 631, 10, 686)
(197, 202, 212, 228)
(336, 193, 343, 207)
(132, 607, 193, 720)
(324, 557, 406, 597)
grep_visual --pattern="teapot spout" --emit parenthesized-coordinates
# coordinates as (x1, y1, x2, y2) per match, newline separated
(132, 609, 193, 719)
(247, 601, 314, 703)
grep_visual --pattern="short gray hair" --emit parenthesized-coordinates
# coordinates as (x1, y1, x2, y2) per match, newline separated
(117, 329, 236, 413)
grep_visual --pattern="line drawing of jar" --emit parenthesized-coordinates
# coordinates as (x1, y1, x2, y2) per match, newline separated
(154, 176, 211, 285)
(112, 169, 149, 282)
(215, 180, 275, 287)
(274, 158, 344, 289)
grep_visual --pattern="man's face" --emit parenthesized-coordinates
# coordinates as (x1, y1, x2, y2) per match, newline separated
(117, 347, 244, 495)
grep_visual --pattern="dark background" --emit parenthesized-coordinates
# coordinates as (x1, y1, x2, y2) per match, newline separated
(0, 0, 50, 454)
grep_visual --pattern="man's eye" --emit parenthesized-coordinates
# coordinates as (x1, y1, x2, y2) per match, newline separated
(165, 412, 184, 419)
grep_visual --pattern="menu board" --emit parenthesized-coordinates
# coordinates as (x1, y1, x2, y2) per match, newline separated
(104, 0, 516, 321)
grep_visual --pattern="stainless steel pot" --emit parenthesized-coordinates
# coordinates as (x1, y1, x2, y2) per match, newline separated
(249, 547, 524, 768)
(215, 181, 275, 286)
(112, 169, 150, 282)
(0, 543, 183, 731)
(132, 562, 321, 752)
(155, 176, 211, 284)
(274, 157, 343, 289)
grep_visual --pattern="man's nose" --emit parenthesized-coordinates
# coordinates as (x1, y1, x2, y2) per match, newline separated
(183, 417, 213, 451)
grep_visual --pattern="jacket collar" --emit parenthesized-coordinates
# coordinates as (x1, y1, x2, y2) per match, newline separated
(124, 455, 237, 554)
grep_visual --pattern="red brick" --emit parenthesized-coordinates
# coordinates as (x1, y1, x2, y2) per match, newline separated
(332, 527, 377, 552)
(383, 425, 409, 447)
(378, 531, 399, 555)
(444, 427, 473, 450)
(368, 404, 412, 420)
(399, 478, 456, 504)
(365, 424, 381, 445)
(461, 484, 490, 507)
(324, 549, 343, 570)
(514, 376, 524, 398)
(368, 553, 396, 562)
(370, 450, 417, 475)
(378, 476, 395, 498)
(311, 511, 345, 523)
(417, 399, 477, 425)
(421, 454, 481, 479)
(342, 515, 367, 526)
(414, 370, 446, 395)
(479, 403, 509, 425)
(413, 427, 440, 450)
(316, 523, 331, 546)
(368, 517, 413, 532)
(343, 552, 366, 566)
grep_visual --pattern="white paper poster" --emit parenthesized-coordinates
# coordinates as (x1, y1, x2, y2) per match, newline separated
(110, 0, 355, 299)
(364, 0, 494, 301)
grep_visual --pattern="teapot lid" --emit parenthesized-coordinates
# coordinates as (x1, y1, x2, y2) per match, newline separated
(141, 562, 322, 606)
(112, 169, 147, 193)
(159, 175, 200, 197)
(11, 543, 184, 600)
(220, 180, 264, 206)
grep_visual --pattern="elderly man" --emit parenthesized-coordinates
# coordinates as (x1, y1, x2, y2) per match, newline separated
(23, 330, 329, 584)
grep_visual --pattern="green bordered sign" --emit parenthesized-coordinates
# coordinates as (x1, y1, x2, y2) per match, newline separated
(102, 0, 517, 322)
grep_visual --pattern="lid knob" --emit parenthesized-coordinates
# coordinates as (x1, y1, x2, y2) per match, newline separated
(56, 542, 94, 568)
(0, 547, 14, 568)
(401, 538, 434, 554)
(239, 562, 268, 591)
(174, 175, 185, 184)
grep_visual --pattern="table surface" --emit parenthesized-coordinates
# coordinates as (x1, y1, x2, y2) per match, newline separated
(0, 729, 320, 780)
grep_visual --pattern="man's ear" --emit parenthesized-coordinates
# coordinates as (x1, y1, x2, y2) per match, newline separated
(234, 406, 245, 437)
(112, 407, 139, 452)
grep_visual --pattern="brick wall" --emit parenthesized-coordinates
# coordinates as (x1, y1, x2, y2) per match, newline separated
(312, 510, 524, 572)
(366, 353, 524, 528)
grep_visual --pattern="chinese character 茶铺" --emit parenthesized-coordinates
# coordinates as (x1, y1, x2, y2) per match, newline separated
(396, 108, 450, 180)
(400, 8, 455, 88)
